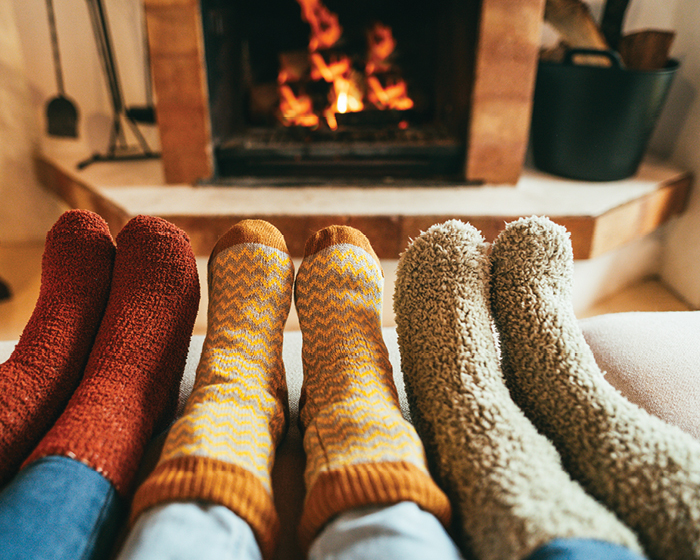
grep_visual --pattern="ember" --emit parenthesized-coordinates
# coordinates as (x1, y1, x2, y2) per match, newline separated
(277, 0, 413, 130)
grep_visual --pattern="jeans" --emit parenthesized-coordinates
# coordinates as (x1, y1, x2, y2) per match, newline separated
(0, 459, 646, 560)
(119, 500, 464, 560)
(527, 538, 646, 560)
(118, 500, 646, 560)
(0, 456, 124, 560)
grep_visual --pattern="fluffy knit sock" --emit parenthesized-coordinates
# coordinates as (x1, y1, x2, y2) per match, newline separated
(393, 220, 642, 560)
(24, 215, 200, 498)
(490, 216, 700, 560)
(294, 225, 451, 551)
(130, 220, 294, 560)
(0, 210, 115, 486)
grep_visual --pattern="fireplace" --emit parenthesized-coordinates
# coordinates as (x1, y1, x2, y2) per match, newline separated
(200, 0, 479, 179)
(143, 0, 545, 185)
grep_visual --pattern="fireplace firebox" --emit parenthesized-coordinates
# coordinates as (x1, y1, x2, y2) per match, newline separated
(143, 0, 545, 184)
(200, 0, 479, 179)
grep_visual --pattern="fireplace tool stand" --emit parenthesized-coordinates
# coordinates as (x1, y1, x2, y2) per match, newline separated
(78, 0, 159, 169)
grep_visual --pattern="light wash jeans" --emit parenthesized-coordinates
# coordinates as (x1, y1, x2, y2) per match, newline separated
(119, 500, 464, 560)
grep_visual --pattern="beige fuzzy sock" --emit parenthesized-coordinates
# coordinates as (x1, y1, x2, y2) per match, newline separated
(490, 216, 700, 560)
(393, 219, 642, 560)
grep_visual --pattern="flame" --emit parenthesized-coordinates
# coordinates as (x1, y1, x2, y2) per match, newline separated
(366, 76, 414, 111)
(325, 75, 364, 130)
(366, 22, 396, 75)
(277, 4, 413, 129)
(296, 0, 342, 52)
(279, 85, 319, 128)
(310, 53, 350, 83)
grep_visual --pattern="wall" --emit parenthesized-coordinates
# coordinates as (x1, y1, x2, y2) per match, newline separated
(658, 1, 700, 308)
(585, 0, 700, 308)
(0, 1, 64, 242)
(2, 0, 154, 243)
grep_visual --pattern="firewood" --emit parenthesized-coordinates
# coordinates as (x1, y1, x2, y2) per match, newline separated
(619, 30, 675, 70)
(544, 0, 608, 50)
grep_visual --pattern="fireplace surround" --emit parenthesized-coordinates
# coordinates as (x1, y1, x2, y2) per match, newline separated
(143, 0, 546, 185)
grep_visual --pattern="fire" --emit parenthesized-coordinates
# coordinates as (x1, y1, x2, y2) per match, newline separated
(324, 75, 364, 130)
(367, 76, 414, 111)
(279, 85, 319, 128)
(337, 91, 348, 113)
(366, 22, 396, 75)
(310, 52, 350, 83)
(296, 0, 342, 52)
(277, 1, 413, 129)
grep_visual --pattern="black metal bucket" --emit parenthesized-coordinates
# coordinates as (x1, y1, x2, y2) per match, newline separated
(531, 49, 679, 181)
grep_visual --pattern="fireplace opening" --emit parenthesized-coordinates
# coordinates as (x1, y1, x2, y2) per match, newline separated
(201, 0, 481, 180)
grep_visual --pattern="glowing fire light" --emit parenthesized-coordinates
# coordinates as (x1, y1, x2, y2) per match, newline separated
(277, 1, 413, 129)
(279, 85, 319, 128)
(366, 22, 396, 75)
(366, 76, 414, 111)
(310, 53, 350, 83)
(296, 0, 342, 51)
(325, 76, 364, 130)
(337, 91, 348, 113)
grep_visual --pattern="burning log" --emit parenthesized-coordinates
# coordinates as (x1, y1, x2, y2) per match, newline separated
(367, 76, 413, 111)
(278, 84, 319, 128)
(278, 51, 310, 84)
(310, 52, 351, 83)
(277, 1, 414, 130)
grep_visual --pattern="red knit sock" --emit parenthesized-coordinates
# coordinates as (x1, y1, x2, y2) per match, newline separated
(24, 215, 200, 497)
(0, 210, 115, 486)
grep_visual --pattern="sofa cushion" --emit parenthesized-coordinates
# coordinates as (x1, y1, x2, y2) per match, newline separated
(580, 311, 700, 440)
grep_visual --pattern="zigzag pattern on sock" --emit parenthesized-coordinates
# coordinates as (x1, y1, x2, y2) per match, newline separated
(297, 244, 427, 479)
(131, 221, 294, 560)
(160, 244, 291, 486)
(295, 227, 451, 551)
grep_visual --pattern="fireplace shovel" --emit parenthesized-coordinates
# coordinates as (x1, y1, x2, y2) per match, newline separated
(44, 0, 79, 137)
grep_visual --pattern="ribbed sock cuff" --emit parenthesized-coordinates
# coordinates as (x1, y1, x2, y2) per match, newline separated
(131, 456, 280, 560)
(298, 461, 451, 551)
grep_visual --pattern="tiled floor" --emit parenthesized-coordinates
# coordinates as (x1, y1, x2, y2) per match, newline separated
(0, 242, 692, 342)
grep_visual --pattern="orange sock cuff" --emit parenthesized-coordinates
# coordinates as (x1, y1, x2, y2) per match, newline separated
(299, 461, 452, 551)
(132, 456, 280, 560)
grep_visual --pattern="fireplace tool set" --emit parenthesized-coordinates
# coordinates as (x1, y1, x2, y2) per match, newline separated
(43, 0, 158, 167)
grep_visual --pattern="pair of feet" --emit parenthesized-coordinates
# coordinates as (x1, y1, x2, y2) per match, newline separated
(0, 211, 200, 494)
(131, 220, 450, 559)
(395, 217, 700, 560)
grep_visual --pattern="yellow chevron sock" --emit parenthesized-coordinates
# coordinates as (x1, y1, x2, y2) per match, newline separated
(130, 220, 294, 560)
(294, 225, 451, 550)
